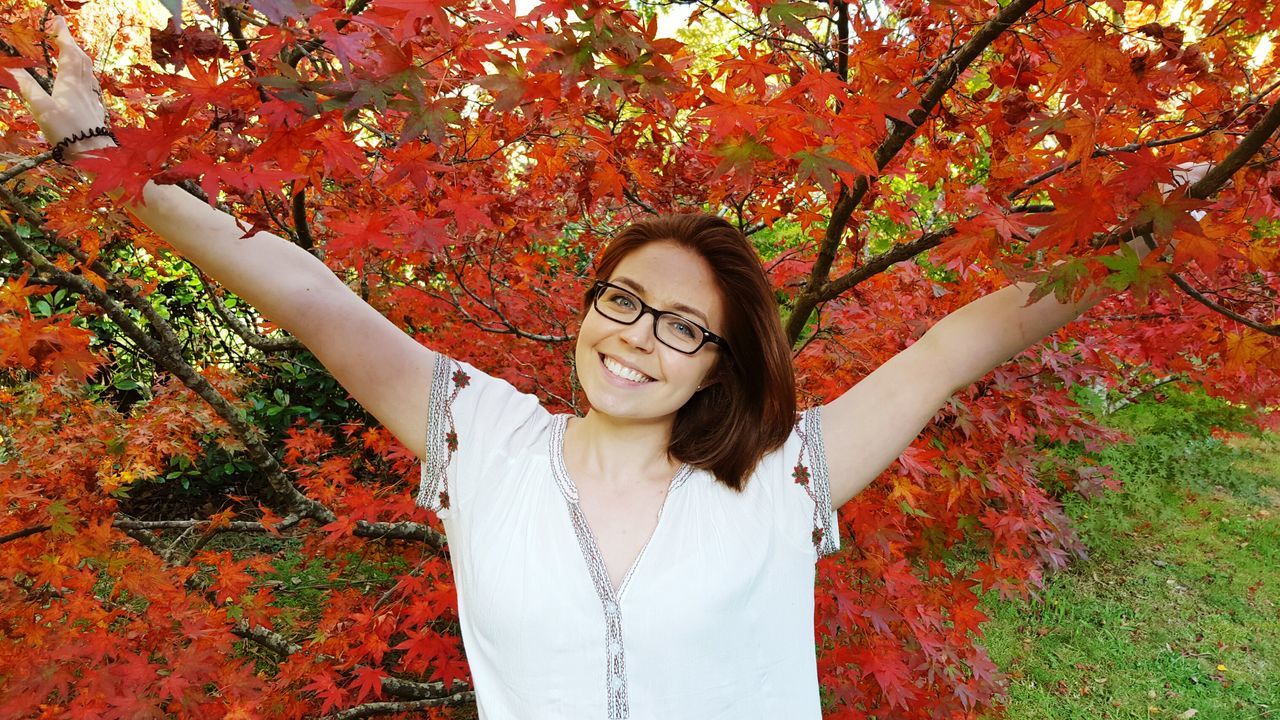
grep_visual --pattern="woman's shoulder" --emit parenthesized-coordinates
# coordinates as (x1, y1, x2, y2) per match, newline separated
(749, 408, 819, 472)
(429, 355, 557, 453)
(741, 407, 839, 557)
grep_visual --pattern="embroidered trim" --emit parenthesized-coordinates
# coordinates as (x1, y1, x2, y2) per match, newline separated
(794, 408, 839, 557)
(549, 417, 628, 718)
(416, 357, 469, 513)
(548, 415, 692, 720)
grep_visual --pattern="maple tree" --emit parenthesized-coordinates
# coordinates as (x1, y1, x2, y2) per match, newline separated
(1, 0, 1279, 717)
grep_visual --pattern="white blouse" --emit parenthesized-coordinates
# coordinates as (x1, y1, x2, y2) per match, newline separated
(417, 357, 840, 719)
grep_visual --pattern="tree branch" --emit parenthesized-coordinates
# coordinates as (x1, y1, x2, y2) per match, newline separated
(1007, 127, 1218, 201)
(435, 251, 574, 343)
(1105, 373, 1185, 413)
(1168, 273, 1279, 335)
(229, 620, 474, 716)
(0, 524, 50, 546)
(115, 513, 444, 551)
(282, 0, 376, 69)
(0, 211, 328, 521)
(786, 0, 1041, 344)
(114, 514, 304, 534)
(116, 526, 183, 562)
(292, 186, 315, 250)
(800, 91, 1280, 336)
(0, 152, 55, 184)
(352, 520, 446, 548)
(1184, 97, 1280, 201)
(817, 205, 1057, 302)
(318, 692, 476, 720)
(231, 619, 302, 655)
(219, 5, 259, 74)
(1083, 95, 1280, 256)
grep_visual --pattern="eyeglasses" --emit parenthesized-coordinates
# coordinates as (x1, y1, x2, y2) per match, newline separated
(590, 281, 728, 355)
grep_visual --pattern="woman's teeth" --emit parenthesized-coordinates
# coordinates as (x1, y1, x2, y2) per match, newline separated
(603, 356, 652, 383)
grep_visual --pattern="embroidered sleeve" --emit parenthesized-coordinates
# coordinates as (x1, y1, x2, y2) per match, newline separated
(416, 356, 469, 515)
(793, 407, 840, 557)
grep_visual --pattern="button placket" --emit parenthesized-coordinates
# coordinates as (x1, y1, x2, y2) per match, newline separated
(549, 415, 691, 719)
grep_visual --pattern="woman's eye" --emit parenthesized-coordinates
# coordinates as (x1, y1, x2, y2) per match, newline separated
(607, 292, 637, 310)
(669, 320, 696, 339)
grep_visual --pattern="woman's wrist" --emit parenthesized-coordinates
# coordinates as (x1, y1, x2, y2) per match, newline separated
(52, 127, 117, 163)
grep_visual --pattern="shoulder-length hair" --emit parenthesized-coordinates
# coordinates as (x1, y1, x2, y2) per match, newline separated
(584, 213, 796, 491)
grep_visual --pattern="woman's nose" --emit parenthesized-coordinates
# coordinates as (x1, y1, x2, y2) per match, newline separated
(619, 313, 657, 350)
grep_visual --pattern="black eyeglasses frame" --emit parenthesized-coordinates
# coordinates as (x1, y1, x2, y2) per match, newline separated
(590, 280, 729, 356)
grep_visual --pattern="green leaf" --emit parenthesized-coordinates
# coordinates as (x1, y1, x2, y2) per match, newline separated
(1029, 257, 1092, 304)
(1099, 242, 1143, 291)
(46, 500, 76, 536)
(898, 500, 934, 519)
(794, 146, 855, 194)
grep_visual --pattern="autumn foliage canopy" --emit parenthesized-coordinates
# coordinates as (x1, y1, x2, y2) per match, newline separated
(1, 0, 1278, 717)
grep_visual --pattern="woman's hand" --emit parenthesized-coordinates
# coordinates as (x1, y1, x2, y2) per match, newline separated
(7, 16, 115, 160)
(1169, 161, 1212, 223)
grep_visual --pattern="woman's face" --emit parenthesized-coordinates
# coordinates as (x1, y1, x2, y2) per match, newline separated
(576, 240, 726, 425)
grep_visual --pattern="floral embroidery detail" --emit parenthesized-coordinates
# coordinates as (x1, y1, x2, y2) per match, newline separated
(417, 358, 469, 514)
(794, 408, 839, 558)
(792, 463, 811, 486)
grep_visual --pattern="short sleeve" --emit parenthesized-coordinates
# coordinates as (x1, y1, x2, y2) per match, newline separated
(416, 355, 547, 516)
(760, 407, 841, 559)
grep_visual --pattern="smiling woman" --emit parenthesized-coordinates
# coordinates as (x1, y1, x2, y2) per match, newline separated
(415, 213, 840, 719)
(7, 14, 1234, 720)
(580, 215, 799, 491)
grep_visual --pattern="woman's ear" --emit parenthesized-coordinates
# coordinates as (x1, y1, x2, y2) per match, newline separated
(697, 363, 724, 391)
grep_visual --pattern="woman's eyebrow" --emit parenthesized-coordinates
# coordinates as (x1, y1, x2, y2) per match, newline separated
(612, 276, 711, 325)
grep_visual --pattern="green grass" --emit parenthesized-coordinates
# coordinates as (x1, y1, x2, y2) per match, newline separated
(979, 392, 1280, 720)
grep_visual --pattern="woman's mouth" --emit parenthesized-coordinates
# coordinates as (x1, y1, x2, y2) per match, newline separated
(601, 354, 654, 383)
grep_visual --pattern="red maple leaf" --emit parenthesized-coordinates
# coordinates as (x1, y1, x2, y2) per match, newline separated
(80, 112, 192, 204)
(855, 643, 916, 709)
(348, 666, 386, 703)
(438, 187, 497, 236)
(302, 671, 348, 715)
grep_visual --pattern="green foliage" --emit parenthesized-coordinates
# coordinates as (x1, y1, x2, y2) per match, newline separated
(1089, 385, 1265, 508)
(261, 541, 409, 617)
(980, 388, 1280, 718)
(748, 216, 807, 260)
(1101, 387, 1258, 440)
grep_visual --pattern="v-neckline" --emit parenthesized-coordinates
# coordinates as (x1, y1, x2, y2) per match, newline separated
(550, 414, 692, 600)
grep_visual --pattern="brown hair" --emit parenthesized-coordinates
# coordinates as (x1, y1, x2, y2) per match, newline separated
(584, 213, 796, 491)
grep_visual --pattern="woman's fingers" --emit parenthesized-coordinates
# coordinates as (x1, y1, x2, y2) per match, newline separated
(6, 67, 64, 143)
(1172, 161, 1212, 187)
(4, 16, 108, 147)
(7, 68, 57, 143)
(51, 16, 98, 93)
(7, 67, 50, 106)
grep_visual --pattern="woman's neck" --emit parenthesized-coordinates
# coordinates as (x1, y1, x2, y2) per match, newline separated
(565, 411, 682, 489)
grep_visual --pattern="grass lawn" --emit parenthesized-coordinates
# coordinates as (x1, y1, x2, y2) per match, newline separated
(979, 392, 1279, 720)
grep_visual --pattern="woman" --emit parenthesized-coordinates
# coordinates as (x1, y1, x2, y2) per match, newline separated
(8, 18, 1208, 719)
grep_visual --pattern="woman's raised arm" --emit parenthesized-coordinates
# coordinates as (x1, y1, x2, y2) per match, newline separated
(819, 165, 1212, 509)
(8, 17, 438, 460)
